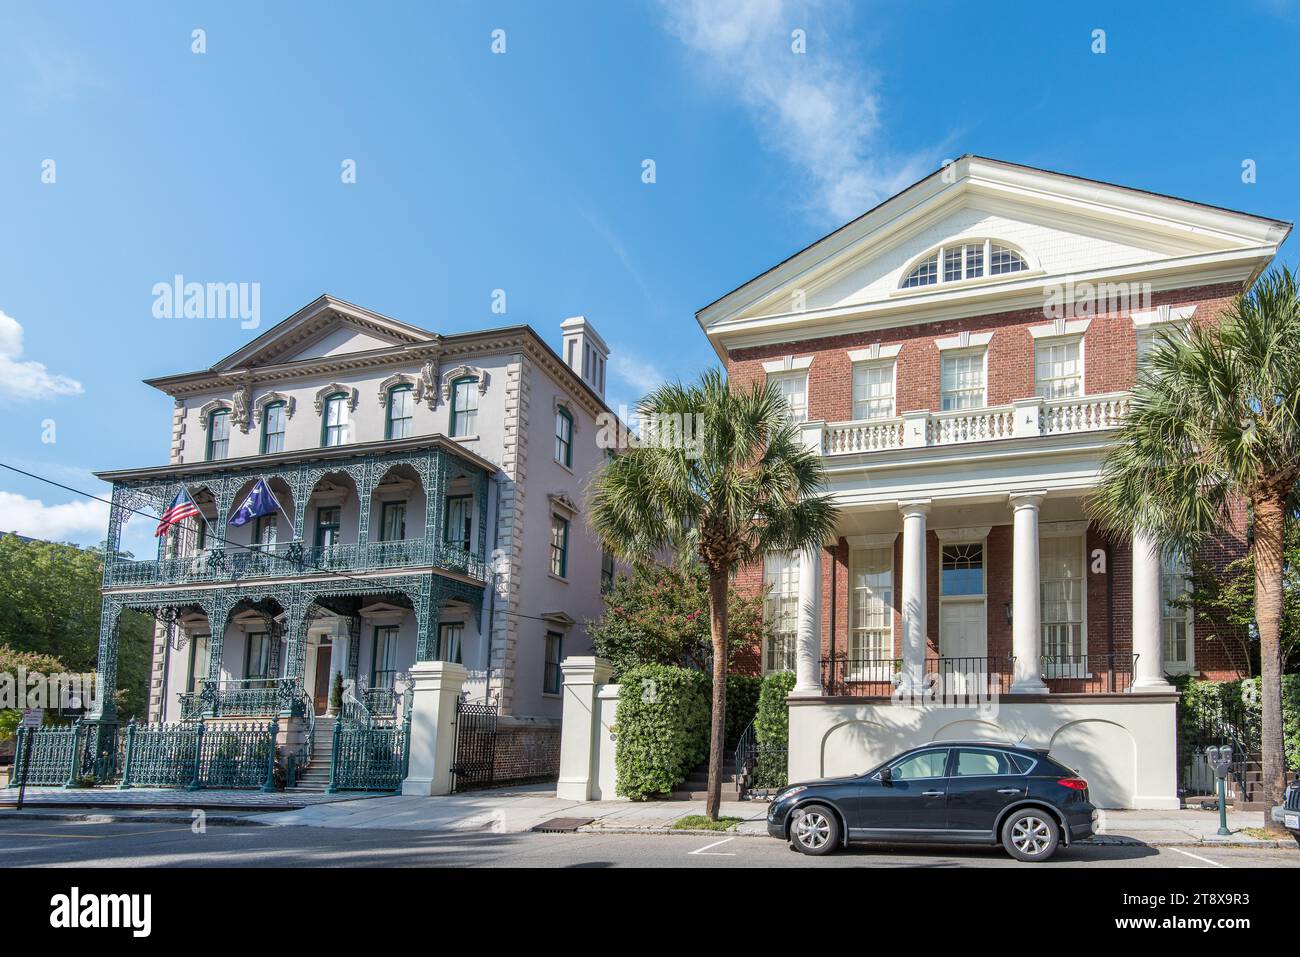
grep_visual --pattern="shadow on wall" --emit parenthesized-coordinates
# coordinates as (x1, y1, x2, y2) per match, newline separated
(817, 708, 1138, 808)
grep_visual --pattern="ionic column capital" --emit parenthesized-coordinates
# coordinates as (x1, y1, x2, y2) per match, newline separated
(899, 499, 932, 518)
(1009, 490, 1048, 511)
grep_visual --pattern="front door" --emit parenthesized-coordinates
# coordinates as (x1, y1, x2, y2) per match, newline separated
(313, 645, 333, 715)
(939, 599, 986, 696)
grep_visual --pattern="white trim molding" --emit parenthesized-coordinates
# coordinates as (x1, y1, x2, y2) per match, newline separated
(313, 383, 359, 416)
(440, 364, 491, 403)
(761, 355, 814, 374)
(845, 532, 899, 549)
(197, 398, 233, 431)
(934, 330, 994, 351)
(553, 395, 579, 435)
(1040, 520, 1089, 537)
(1028, 318, 1093, 339)
(252, 391, 296, 426)
(1132, 303, 1198, 328)
(933, 525, 992, 542)
(376, 372, 423, 406)
(846, 343, 902, 364)
(548, 491, 580, 515)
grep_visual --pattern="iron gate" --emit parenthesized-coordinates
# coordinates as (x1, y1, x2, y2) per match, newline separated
(450, 697, 498, 793)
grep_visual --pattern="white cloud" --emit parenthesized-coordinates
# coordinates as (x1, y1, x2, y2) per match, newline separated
(0, 491, 108, 543)
(0, 310, 84, 402)
(657, 0, 936, 222)
(610, 350, 669, 397)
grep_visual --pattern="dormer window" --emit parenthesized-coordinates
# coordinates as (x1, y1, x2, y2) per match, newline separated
(901, 240, 1029, 289)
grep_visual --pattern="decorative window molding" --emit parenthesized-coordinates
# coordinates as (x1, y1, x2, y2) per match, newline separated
(761, 355, 814, 374)
(377, 373, 422, 406)
(548, 491, 580, 515)
(934, 330, 994, 351)
(253, 391, 296, 426)
(553, 396, 579, 435)
(230, 383, 253, 433)
(440, 364, 490, 402)
(540, 610, 575, 629)
(1131, 304, 1197, 329)
(933, 525, 991, 542)
(313, 384, 358, 416)
(197, 399, 234, 431)
(846, 343, 902, 364)
(1028, 318, 1092, 339)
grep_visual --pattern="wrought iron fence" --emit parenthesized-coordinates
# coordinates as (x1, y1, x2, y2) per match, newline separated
(362, 686, 399, 717)
(733, 719, 788, 799)
(820, 654, 1015, 698)
(1041, 653, 1137, 693)
(328, 707, 411, 792)
(450, 697, 498, 792)
(119, 721, 201, 788)
(1177, 689, 1261, 798)
(194, 720, 278, 790)
(9, 722, 82, 787)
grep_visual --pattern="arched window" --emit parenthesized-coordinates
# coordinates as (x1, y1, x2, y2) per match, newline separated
(555, 407, 573, 468)
(901, 240, 1029, 289)
(386, 384, 414, 440)
(261, 401, 286, 454)
(207, 410, 231, 461)
(321, 393, 349, 447)
(449, 376, 479, 437)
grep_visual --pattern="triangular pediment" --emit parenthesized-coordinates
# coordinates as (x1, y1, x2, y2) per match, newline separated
(699, 156, 1289, 333)
(212, 295, 435, 372)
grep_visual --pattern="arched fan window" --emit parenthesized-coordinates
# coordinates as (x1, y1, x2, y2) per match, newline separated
(901, 240, 1029, 289)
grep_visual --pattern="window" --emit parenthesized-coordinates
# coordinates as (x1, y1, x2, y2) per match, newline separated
(445, 495, 473, 552)
(185, 634, 210, 696)
(207, 410, 230, 461)
(371, 626, 400, 688)
(261, 402, 286, 454)
(902, 240, 1026, 289)
(314, 506, 341, 549)
(763, 552, 799, 673)
(244, 632, 276, 684)
(555, 407, 573, 468)
(952, 749, 1017, 777)
(549, 514, 569, 577)
(851, 362, 895, 420)
(252, 515, 277, 551)
(379, 501, 406, 542)
(543, 631, 564, 694)
(940, 543, 984, 596)
(386, 385, 414, 440)
(322, 393, 349, 447)
(1040, 535, 1085, 659)
(768, 371, 808, 424)
(1161, 555, 1193, 671)
(889, 749, 949, 780)
(601, 548, 617, 592)
(849, 546, 894, 664)
(1035, 338, 1082, 399)
(450, 376, 479, 436)
(438, 622, 464, 664)
(940, 350, 986, 410)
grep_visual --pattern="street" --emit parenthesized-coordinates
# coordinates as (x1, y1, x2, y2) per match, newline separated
(0, 817, 1295, 868)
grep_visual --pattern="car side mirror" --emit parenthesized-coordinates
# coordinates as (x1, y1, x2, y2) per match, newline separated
(879, 767, 892, 786)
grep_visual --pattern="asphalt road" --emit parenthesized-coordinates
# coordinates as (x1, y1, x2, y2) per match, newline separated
(0, 817, 1297, 868)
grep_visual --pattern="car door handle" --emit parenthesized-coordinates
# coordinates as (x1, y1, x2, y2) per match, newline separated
(921, 790, 944, 797)
(996, 788, 1021, 795)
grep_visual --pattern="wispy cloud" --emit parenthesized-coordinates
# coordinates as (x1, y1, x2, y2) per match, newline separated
(656, 0, 935, 223)
(610, 349, 670, 398)
(0, 310, 84, 402)
(0, 491, 107, 543)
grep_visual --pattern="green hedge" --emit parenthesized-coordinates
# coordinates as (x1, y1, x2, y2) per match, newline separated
(755, 671, 797, 747)
(725, 674, 762, 747)
(1175, 673, 1300, 772)
(613, 664, 710, 800)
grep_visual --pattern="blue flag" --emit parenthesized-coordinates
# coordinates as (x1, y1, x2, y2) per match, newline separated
(229, 478, 282, 527)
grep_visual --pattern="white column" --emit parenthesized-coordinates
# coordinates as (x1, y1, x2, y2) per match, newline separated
(899, 501, 930, 692)
(401, 659, 468, 796)
(791, 547, 823, 696)
(1131, 530, 1174, 692)
(555, 656, 615, 800)
(1010, 491, 1048, 693)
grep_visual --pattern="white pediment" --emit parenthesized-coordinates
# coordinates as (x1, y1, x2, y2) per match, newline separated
(282, 323, 409, 362)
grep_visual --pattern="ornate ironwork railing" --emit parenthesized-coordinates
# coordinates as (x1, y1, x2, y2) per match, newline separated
(328, 702, 411, 792)
(9, 722, 82, 787)
(339, 688, 375, 728)
(362, 686, 399, 718)
(118, 721, 201, 788)
(194, 720, 278, 790)
(820, 655, 1015, 698)
(104, 538, 489, 588)
(734, 719, 788, 799)
(186, 678, 301, 717)
(1041, 653, 1137, 693)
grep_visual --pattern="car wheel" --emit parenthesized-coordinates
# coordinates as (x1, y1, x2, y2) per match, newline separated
(1001, 808, 1060, 862)
(789, 804, 840, 856)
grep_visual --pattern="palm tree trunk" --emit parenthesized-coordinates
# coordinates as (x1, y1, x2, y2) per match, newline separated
(1253, 493, 1288, 832)
(705, 568, 729, 822)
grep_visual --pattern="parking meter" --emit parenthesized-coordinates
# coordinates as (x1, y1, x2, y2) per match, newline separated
(1206, 745, 1233, 835)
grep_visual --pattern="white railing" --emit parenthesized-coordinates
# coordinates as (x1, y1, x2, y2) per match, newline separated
(814, 391, 1131, 456)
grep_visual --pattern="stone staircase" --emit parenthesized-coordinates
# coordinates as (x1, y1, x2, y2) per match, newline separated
(667, 760, 742, 801)
(288, 716, 334, 793)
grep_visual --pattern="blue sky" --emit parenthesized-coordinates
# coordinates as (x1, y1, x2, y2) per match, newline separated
(2, 0, 1299, 555)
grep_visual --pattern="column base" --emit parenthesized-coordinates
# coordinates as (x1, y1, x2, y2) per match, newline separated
(1129, 676, 1176, 694)
(1010, 678, 1049, 694)
(790, 679, 823, 698)
(401, 776, 447, 797)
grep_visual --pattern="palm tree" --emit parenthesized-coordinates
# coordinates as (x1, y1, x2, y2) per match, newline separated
(1090, 267, 1300, 830)
(589, 369, 836, 820)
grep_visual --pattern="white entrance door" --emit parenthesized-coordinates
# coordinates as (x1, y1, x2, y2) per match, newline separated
(940, 600, 986, 659)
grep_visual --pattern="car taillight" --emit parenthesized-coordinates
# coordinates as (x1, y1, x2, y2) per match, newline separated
(1058, 777, 1088, 791)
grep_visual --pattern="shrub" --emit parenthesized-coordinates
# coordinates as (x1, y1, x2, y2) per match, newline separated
(725, 673, 762, 747)
(755, 671, 797, 746)
(1175, 674, 1300, 772)
(613, 664, 710, 800)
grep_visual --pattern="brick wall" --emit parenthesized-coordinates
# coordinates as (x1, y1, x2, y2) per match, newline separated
(492, 721, 561, 783)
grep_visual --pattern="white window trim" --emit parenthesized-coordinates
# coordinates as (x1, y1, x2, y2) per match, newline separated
(850, 358, 898, 421)
(936, 533, 989, 659)
(848, 542, 896, 674)
(1161, 555, 1196, 675)
(766, 369, 810, 424)
(760, 355, 814, 374)
(762, 551, 800, 674)
(1030, 327, 1087, 400)
(937, 345, 989, 411)
(1038, 526, 1089, 668)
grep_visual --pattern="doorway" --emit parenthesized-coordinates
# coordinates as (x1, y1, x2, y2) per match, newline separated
(312, 644, 333, 715)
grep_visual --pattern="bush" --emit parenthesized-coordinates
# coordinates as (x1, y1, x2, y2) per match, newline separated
(1175, 673, 1300, 772)
(725, 673, 762, 747)
(613, 664, 710, 800)
(755, 671, 797, 746)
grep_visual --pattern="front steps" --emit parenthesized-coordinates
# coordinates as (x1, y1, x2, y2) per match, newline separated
(287, 716, 334, 793)
(666, 761, 742, 801)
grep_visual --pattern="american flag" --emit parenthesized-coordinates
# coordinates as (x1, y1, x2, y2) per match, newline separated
(155, 487, 201, 537)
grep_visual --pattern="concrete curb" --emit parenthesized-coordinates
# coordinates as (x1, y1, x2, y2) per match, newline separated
(0, 809, 268, 827)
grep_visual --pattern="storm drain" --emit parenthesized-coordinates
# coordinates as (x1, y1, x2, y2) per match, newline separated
(532, 817, 594, 833)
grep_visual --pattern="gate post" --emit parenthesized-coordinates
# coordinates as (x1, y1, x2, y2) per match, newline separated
(401, 660, 468, 796)
(556, 657, 614, 801)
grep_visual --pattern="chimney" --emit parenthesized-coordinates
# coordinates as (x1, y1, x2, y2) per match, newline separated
(560, 316, 609, 400)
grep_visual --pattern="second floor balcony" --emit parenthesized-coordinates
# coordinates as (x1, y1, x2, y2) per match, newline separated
(97, 436, 494, 589)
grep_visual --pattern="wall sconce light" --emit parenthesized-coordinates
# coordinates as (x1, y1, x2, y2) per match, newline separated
(1003, 601, 1013, 625)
